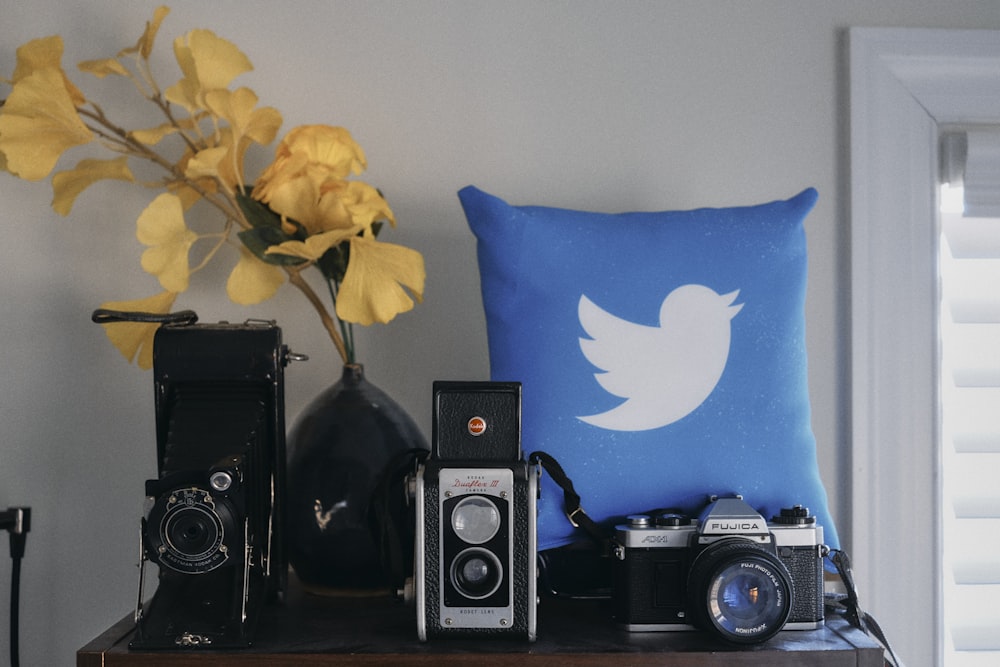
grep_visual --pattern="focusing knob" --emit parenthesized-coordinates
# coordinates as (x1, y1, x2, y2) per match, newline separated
(773, 505, 815, 525)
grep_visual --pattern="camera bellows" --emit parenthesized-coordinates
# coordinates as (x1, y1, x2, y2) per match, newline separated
(162, 385, 268, 471)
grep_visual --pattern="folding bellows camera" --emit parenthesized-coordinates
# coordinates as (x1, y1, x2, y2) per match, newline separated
(130, 318, 297, 649)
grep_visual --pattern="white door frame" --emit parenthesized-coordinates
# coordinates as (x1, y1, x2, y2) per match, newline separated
(849, 27, 1000, 667)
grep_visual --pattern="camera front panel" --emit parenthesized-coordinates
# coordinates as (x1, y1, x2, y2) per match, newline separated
(416, 462, 537, 640)
(440, 468, 514, 623)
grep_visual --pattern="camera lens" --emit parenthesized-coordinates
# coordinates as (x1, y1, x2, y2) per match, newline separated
(148, 487, 235, 574)
(165, 507, 220, 557)
(688, 540, 792, 644)
(451, 496, 501, 544)
(451, 547, 503, 599)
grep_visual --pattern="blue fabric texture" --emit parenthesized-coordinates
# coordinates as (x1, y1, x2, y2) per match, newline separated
(458, 185, 839, 552)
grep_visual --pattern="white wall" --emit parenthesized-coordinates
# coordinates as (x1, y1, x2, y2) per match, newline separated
(2, 2, 999, 664)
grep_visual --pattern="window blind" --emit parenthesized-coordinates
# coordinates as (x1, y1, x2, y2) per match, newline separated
(939, 130, 1000, 665)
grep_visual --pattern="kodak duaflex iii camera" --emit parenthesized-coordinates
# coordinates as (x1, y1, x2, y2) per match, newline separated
(129, 318, 298, 649)
(412, 381, 539, 641)
(611, 495, 826, 644)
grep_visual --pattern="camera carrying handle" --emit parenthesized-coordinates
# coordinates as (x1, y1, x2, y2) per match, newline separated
(91, 308, 199, 325)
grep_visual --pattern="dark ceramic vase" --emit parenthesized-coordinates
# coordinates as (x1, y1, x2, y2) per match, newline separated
(285, 364, 428, 594)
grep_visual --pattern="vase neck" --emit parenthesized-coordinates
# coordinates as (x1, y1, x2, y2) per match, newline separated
(342, 363, 365, 384)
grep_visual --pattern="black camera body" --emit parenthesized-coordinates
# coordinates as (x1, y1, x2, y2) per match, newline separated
(611, 496, 825, 644)
(413, 381, 538, 641)
(130, 319, 293, 650)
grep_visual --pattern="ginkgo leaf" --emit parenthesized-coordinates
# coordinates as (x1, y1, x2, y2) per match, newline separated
(51, 157, 134, 215)
(118, 5, 171, 59)
(165, 29, 253, 113)
(265, 228, 360, 262)
(77, 58, 129, 78)
(227, 245, 285, 304)
(136, 193, 198, 292)
(335, 236, 425, 326)
(0, 66, 92, 180)
(184, 146, 228, 181)
(10, 35, 86, 105)
(129, 122, 179, 146)
(96, 291, 177, 369)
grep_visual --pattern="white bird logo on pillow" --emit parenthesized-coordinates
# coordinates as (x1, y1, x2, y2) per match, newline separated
(577, 285, 743, 431)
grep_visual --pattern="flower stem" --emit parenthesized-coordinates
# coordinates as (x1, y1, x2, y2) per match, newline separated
(326, 278, 355, 364)
(285, 267, 348, 364)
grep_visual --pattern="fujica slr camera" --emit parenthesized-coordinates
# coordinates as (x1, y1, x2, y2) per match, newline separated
(611, 495, 827, 644)
(128, 318, 299, 650)
(412, 381, 539, 641)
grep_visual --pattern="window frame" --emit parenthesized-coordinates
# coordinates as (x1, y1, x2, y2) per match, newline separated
(849, 27, 1000, 667)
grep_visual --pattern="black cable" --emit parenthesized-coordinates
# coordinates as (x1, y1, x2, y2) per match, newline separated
(2, 507, 30, 667)
(10, 555, 20, 667)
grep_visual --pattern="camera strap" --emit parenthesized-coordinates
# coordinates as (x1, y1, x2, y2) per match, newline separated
(826, 549, 905, 667)
(528, 451, 606, 547)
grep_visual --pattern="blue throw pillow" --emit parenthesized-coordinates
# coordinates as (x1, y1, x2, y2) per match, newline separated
(458, 185, 839, 552)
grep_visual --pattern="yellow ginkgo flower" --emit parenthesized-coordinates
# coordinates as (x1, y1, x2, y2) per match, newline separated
(253, 125, 366, 204)
(136, 193, 198, 293)
(323, 180, 395, 230)
(2, 9, 425, 367)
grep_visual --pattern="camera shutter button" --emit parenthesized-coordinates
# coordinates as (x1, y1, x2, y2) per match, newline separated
(626, 515, 651, 527)
(773, 505, 815, 525)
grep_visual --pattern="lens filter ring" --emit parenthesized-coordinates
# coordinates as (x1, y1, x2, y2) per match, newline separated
(687, 539, 793, 644)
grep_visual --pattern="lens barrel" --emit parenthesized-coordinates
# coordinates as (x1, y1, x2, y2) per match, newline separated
(451, 547, 504, 599)
(687, 539, 793, 644)
(147, 486, 238, 575)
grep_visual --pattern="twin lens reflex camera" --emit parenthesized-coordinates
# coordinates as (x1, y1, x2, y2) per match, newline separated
(412, 381, 539, 641)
